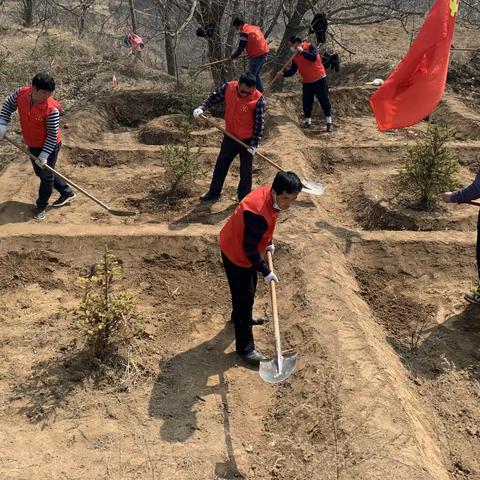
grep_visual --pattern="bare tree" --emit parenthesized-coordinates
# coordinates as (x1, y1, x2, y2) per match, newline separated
(22, 0, 37, 27)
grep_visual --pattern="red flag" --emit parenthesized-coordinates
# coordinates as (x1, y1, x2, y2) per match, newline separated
(369, 0, 459, 131)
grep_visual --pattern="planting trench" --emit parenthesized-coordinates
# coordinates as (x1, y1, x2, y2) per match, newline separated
(1, 85, 480, 479)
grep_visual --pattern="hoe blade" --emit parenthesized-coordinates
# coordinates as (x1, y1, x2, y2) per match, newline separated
(259, 352, 297, 384)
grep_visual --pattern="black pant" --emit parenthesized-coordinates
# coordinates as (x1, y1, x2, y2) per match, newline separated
(302, 77, 332, 118)
(221, 252, 257, 355)
(29, 144, 73, 210)
(209, 135, 253, 201)
(476, 211, 480, 279)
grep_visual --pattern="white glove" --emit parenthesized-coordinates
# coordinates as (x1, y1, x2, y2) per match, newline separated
(35, 151, 49, 169)
(0, 124, 7, 140)
(247, 146, 256, 156)
(193, 107, 204, 119)
(264, 271, 279, 285)
(296, 46, 304, 53)
(265, 243, 275, 255)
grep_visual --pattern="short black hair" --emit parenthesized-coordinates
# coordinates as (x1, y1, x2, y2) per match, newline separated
(232, 17, 245, 27)
(272, 171, 303, 195)
(239, 72, 257, 88)
(32, 73, 55, 92)
(289, 35, 303, 44)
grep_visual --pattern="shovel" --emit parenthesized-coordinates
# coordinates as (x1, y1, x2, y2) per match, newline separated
(5, 136, 136, 217)
(199, 115, 324, 196)
(259, 250, 297, 384)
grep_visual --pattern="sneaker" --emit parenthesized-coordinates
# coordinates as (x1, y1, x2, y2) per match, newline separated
(464, 287, 480, 304)
(239, 350, 266, 366)
(301, 120, 312, 129)
(199, 191, 220, 202)
(52, 192, 76, 207)
(326, 123, 334, 132)
(33, 209, 46, 221)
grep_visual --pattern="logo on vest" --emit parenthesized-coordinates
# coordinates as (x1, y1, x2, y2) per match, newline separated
(240, 105, 249, 112)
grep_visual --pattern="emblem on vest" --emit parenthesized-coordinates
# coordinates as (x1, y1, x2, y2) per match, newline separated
(240, 105, 248, 112)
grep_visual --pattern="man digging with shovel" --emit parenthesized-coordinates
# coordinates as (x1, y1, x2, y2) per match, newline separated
(193, 72, 266, 202)
(0, 73, 75, 221)
(219, 171, 302, 366)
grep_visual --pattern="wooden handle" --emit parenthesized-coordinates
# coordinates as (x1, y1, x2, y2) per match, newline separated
(5, 135, 112, 212)
(266, 250, 283, 361)
(200, 114, 285, 172)
(263, 51, 298, 97)
(468, 201, 480, 207)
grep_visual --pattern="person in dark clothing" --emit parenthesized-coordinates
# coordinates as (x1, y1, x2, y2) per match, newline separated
(442, 174, 480, 303)
(230, 17, 269, 92)
(193, 72, 266, 202)
(280, 36, 333, 132)
(219, 171, 303, 365)
(0, 73, 75, 221)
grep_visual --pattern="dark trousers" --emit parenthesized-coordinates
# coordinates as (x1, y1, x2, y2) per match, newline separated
(302, 77, 332, 118)
(221, 252, 257, 355)
(477, 211, 480, 279)
(248, 54, 267, 92)
(209, 135, 253, 201)
(29, 144, 73, 210)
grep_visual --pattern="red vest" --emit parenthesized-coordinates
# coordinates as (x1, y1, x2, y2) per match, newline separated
(220, 185, 278, 268)
(241, 24, 269, 58)
(17, 87, 61, 148)
(224, 81, 262, 140)
(294, 42, 326, 83)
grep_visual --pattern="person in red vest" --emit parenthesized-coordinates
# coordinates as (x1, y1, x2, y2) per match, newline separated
(219, 171, 302, 365)
(193, 72, 266, 202)
(230, 17, 269, 92)
(0, 73, 75, 221)
(280, 35, 333, 132)
(122, 33, 144, 56)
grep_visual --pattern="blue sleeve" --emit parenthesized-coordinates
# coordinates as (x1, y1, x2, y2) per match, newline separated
(301, 43, 318, 62)
(451, 170, 480, 203)
(283, 60, 298, 78)
(243, 210, 271, 276)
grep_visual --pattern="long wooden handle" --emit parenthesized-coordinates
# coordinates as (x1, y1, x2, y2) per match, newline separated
(5, 135, 112, 212)
(468, 201, 480, 207)
(197, 55, 247, 69)
(266, 250, 283, 363)
(200, 114, 285, 172)
(263, 51, 298, 96)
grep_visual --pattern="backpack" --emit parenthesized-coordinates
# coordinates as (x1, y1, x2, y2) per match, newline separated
(196, 23, 215, 38)
(309, 12, 328, 44)
(322, 51, 340, 73)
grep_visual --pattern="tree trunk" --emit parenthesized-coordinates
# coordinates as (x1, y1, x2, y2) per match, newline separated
(224, 0, 239, 79)
(128, 0, 137, 33)
(164, 4, 176, 76)
(22, 0, 35, 27)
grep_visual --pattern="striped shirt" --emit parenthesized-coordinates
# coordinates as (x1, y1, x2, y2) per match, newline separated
(230, 32, 248, 59)
(243, 210, 271, 276)
(0, 88, 60, 155)
(200, 83, 266, 148)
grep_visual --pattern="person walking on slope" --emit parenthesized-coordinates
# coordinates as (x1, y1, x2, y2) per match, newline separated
(280, 36, 333, 132)
(230, 17, 269, 92)
(193, 72, 266, 202)
(220, 171, 303, 365)
(442, 175, 480, 304)
(0, 73, 75, 221)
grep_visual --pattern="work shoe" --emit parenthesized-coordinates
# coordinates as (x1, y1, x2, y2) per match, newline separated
(301, 120, 312, 129)
(465, 287, 480, 305)
(199, 191, 220, 202)
(240, 350, 266, 366)
(33, 208, 46, 221)
(326, 122, 334, 132)
(52, 192, 76, 207)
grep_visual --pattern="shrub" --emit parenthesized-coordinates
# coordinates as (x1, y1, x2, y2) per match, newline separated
(396, 125, 460, 209)
(162, 122, 206, 195)
(68, 246, 140, 360)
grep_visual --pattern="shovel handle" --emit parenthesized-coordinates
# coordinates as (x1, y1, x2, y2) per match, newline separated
(4, 135, 112, 212)
(200, 115, 285, 172)
(467, 201, 480, 207)
(266, 250, 283, 366)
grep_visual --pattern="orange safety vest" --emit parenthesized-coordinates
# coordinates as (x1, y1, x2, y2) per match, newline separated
(17, 87, 61, 148)
(224, 81, 262, 140)
(220, 184, 278, 268)
(241, 23, 269, 58)
(294, 42, 326, 83)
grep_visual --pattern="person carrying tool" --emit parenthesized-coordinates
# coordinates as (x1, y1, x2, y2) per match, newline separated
(0, 73, 75, 221)
(280, 35, 333, 132)
(193, 72, 265, 202)
(442, 175, 480, 304)
(219, 171, 302, 365)
(230, 17, 269, 92)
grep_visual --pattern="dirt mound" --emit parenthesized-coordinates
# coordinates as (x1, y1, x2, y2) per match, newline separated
(448, 51, 480, 110)
(351, 169, 477, 231)
(138, 114, 222, 146)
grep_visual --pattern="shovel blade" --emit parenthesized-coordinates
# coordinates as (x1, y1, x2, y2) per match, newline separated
(301, 180, 325, 196)
(259, 352, 297, 384)
(108, 209, 137, 217)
